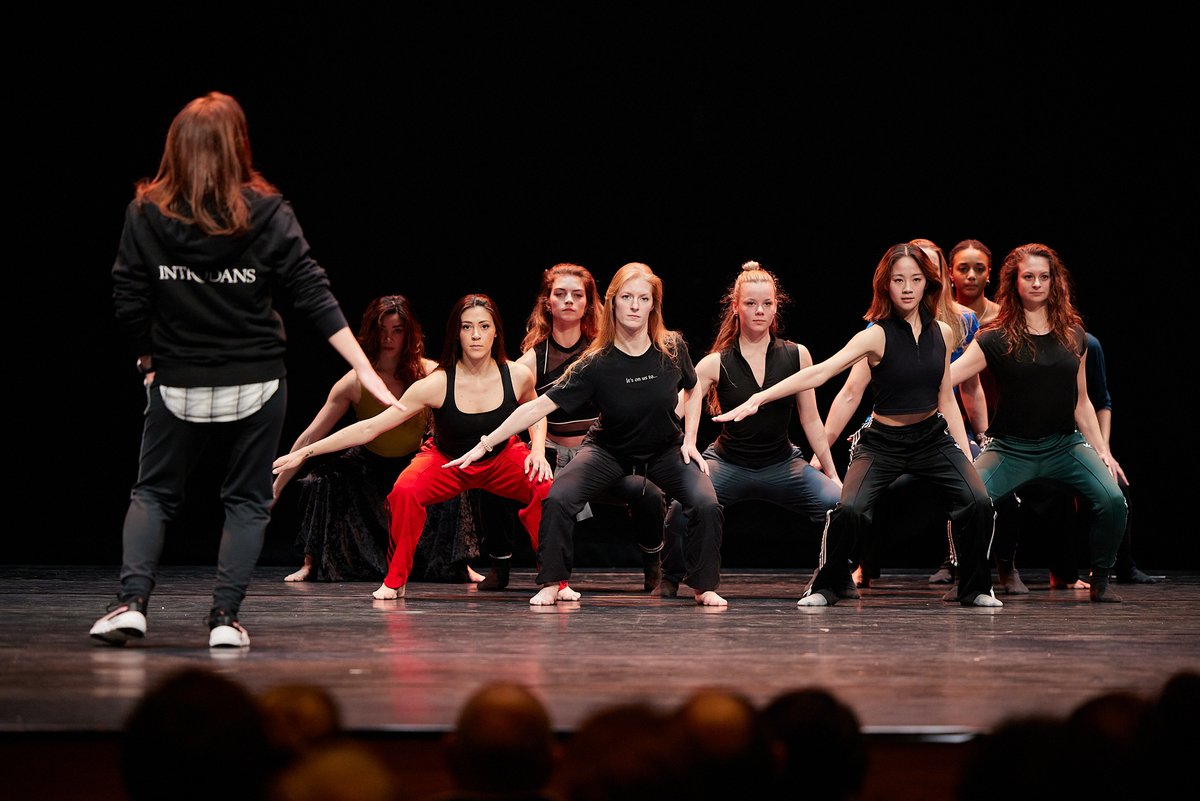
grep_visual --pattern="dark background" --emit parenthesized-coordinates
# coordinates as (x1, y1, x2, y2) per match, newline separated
(12, 7, 1192, 569)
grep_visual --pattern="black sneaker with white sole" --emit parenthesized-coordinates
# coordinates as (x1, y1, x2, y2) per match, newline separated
(207, 607, 250, 648)
(90, 597, 148, 645)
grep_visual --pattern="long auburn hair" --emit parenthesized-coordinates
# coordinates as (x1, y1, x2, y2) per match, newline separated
(439, 294, 508, 372)
(358, 295, 426, 388)
(520, 263, 602, 352)
(989, 243, 1082, 359)
(707, 261, 791, 414)
(910, 238, 968, 349)
(135, 92, 277, 236)
(563, 263, 681, 381)
(864, 244, 943, 322)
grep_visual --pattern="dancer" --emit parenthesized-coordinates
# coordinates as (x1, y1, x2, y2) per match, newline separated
(814, 239, 987, 587)
(660, 261, 842, 596)
(517, 263, 668, 591)
(272, 295, 486, 583)
(447, 263, 726, 606)
(93, 92, 398, 648)
(272, 294, 552, 600)
(715, 243, 1001, 608)
(950, 243, 1128, 602)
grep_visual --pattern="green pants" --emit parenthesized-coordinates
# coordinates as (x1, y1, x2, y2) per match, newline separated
(974, 431, 1127, 570)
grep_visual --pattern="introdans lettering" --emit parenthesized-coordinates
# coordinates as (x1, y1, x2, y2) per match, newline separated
(158, 265, 257, 284)
(626, 374, 658, 383)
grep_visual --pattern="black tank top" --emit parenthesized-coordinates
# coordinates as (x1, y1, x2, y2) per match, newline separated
(870, 308, 944, 416)
(433, 362, 519, 461)
(711, 338, 800, 468)
(533, 336, 599, 439)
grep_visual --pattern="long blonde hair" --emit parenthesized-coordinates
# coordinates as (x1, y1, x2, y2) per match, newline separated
(910, 238, 968, 350)
(562, 263, 681, 380)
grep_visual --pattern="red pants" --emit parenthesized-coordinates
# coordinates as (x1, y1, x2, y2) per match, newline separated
(384, 438, 550, 588)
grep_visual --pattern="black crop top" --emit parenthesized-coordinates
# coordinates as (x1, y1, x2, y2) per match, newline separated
(532, 336, 600, 439)
(869, 307, 945, 416)
(432, 362, 519, 461)
(711, 337, 801, 468)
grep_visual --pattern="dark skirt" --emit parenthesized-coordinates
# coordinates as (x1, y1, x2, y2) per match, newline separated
(295, 445, 482, 582)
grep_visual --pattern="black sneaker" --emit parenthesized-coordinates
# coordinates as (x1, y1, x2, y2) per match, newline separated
(90, 597, 148, 645)
(207, 608, 250, 648)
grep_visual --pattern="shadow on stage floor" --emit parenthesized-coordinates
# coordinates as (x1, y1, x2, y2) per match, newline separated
(2, 565, 1195, 800)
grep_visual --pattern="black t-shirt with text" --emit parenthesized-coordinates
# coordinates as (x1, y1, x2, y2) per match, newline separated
(547, 338, 696, 462)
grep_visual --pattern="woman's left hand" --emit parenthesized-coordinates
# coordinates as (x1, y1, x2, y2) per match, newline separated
(525, 452, 554, 483)
(681, 442, 710, 475)
(443, 443, 487, 471)
(1101, 451, 1127, 484)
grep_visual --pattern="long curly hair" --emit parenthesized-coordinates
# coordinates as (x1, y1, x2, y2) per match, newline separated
(989, 243, 1082, 359)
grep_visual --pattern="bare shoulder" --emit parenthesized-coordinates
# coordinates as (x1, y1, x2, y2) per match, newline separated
(508, 360, 536, 390)
(694, 351, 722, 379)
(409, 368, 448, 409)
(516, 348, 538, 371)
(420, 358, 439, 377)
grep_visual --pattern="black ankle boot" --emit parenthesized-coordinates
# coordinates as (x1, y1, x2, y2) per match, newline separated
(1089, 573, 1123, 603)
(642, 549, 662, 592)
(478, 555, 511, 591)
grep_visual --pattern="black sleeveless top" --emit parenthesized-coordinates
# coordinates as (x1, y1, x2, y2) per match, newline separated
(711, 337, 801, 468)
(432, 362, 519, 461)
(869, 307, 944, 416)
(533, 336, 599, 439)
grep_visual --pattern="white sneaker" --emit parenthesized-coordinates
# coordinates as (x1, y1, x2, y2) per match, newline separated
(90, 598, 148, 644)
(208, 621, 250, 648)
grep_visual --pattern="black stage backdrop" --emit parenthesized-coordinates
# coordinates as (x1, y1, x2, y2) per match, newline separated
(13, 7, 1192, 568)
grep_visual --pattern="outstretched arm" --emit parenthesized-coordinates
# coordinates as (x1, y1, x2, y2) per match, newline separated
(948, 339, 987, 388)
(795, 345, 841, 485)
(272, 373, 439, 475)
(714, 327, 882, 423)
(272, 370, 359, 499)
(443, 393, 560, 470)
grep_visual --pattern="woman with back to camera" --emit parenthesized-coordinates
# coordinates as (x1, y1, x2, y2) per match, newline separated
(950, 243, 1127, 602)
(448, 263, 726, 606)
(92, 91, 398, 648)
(715, 243, 1001, 608)
(516, 263, 669, 592)
(273, 294, 553, 600)
(659, 261, 842, 596)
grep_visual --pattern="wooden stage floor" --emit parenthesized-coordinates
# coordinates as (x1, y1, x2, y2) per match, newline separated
(2, 564, 1195, 736)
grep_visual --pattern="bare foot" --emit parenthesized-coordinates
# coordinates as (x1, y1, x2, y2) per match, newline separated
(695, 590, 727, 606)
(372, 583, 405, 600)
(466, 565, 486, 583)
(530, 585, 560, 605)
(284, 556, 313, 582)
(971, 593, 1004, 607)
(1050, 575, 1090, 589)
(557, 584, 582, 602)
(851, 564, 865, 588)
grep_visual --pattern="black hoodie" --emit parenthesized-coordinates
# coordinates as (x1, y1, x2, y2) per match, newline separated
(112, 191, 349, 387)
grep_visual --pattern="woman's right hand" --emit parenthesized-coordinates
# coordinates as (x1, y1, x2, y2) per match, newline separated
(712, 394, 762, 423)
(443, 442, 488, 471)
(272, 449, 311, 475)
